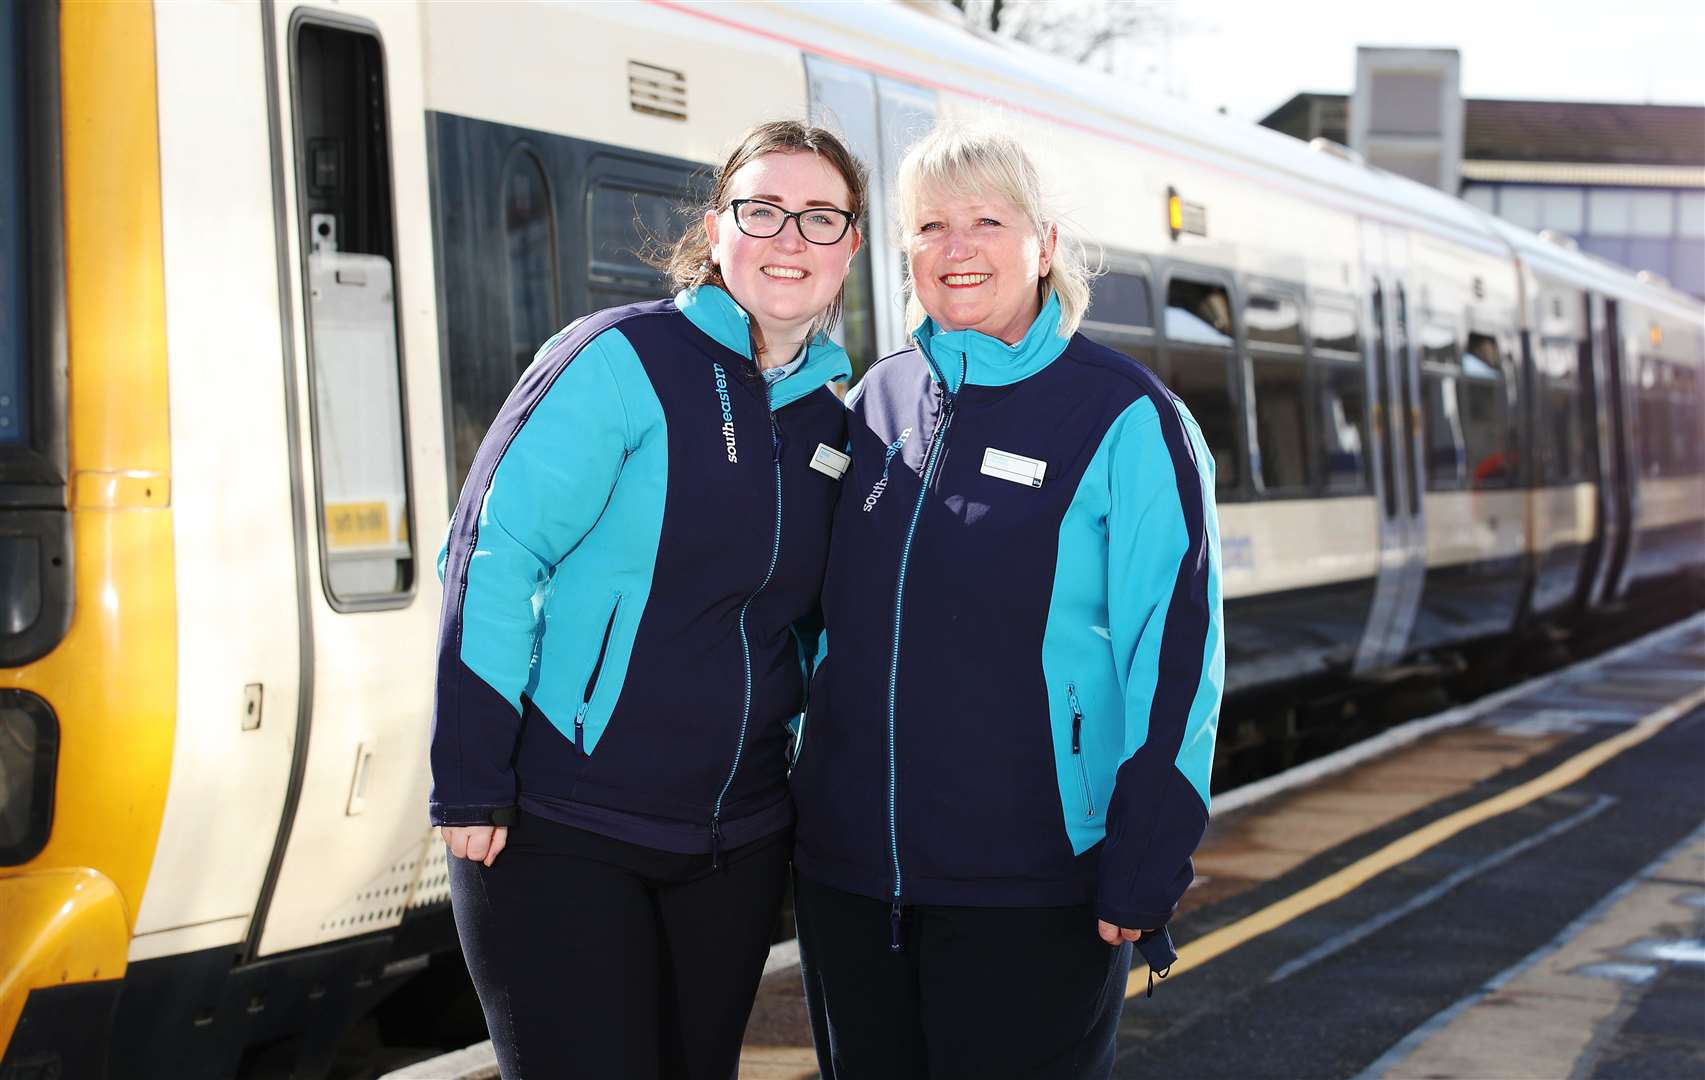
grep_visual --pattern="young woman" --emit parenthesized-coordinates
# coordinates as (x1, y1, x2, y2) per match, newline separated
(431, 120, 867, 1079)
(792, 123, 1224, 1079)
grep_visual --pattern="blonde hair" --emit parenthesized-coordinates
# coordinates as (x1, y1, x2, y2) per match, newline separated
(896, 121, 1097, 338)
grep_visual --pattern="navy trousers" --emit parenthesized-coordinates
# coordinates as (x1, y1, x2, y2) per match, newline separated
(447, 813, 789, 1080)
(795, 875, 1133, 1080)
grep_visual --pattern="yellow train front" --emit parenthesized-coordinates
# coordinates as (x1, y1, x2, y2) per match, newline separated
(3, 2, 1702, 1078)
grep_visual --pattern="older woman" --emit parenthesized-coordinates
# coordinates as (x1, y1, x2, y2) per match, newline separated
(790, 124, 1224, 1078)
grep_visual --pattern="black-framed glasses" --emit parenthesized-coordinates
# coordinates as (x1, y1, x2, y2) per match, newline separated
(727, 199, 855, 245)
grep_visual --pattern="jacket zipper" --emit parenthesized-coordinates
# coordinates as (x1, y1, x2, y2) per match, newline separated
(1068, 682, 1094, 819)
(574, 593, 624, 752)
(885, 350, 966, 950)
(711, 366, 786, 868)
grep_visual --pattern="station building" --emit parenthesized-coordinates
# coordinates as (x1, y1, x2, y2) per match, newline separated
(1261, 87, 1705, 299)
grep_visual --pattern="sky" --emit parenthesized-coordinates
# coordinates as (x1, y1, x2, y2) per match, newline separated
(1095, 0, 1705, 121)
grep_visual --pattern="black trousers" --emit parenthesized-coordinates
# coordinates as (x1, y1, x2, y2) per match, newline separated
(795, 875, 1132, 1080)
(447, 813, 790, 1080)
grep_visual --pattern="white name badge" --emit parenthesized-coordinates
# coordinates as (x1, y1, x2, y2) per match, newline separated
(810, 443, 851, 480)
(981, 447, 1047, 488)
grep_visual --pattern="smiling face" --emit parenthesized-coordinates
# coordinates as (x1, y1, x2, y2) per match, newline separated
(908, 185, 1054, 345)
(705, 151, 861, 358)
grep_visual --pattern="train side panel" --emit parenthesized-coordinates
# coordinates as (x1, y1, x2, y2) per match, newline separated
(129, 0, 302, 962)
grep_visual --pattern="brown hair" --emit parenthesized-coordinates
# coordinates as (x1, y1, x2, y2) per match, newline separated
(655, 120, 869, 347)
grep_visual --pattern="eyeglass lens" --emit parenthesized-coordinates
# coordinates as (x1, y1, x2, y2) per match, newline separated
(733, 200, 851, 245)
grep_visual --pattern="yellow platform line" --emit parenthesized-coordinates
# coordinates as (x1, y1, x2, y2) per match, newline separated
(1130, 683, 1705, 998)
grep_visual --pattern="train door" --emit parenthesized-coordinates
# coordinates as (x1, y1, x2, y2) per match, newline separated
(804, 55, 936, 374)
(1352, 223, 1426, 674)
(1593, 299, 1637, 605)
(1575, 291, 1617, 610)
(247, 0, 448, 959)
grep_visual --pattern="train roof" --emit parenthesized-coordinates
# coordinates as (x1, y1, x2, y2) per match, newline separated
(721, 0, 1703, 321)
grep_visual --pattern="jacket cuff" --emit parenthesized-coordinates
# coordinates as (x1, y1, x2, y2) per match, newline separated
(1134, 925, 1178, 973)
(429, 803, 519, 827)
(1095, 898, 1176, 932)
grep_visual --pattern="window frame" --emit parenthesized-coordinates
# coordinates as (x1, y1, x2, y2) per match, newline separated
(580, 154, 699, 314)
(499, 142, 561, 379)
(1242, 278, 1315, 498)
(1301, 291, 1374, 498)
(1533, 333, 1587, 486)
(1418, 317, 1468, 492)
(1081, 252, 1158, 348)
(288, 9, 419, 612)
(0, 0, 72, 668)
(1158, 261, 1249, 501)
(1457, 323, 1521, 491)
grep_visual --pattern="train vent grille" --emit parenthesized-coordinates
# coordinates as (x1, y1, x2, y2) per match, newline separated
(314, 831, 447, 938)
(407, 841, 451, 909)
(629, 60, 687, 121)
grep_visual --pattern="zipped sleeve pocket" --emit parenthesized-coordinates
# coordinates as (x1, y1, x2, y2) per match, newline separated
(1068, 683, 1095, 820)
(574, 593, 623, 752)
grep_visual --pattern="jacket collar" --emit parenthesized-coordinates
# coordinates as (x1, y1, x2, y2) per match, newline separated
(911, 292, 1069, 393)
(674, 285, 851, 409)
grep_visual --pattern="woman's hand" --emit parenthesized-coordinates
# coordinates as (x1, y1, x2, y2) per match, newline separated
(443, 825, 508, 867)
(1097, 919, 1143, 945)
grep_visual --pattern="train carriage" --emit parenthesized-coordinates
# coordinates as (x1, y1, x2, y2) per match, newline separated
(2, 1, 1700, 1076)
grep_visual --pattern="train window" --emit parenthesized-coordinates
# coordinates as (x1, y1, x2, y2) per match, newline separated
(292, 20, 415, 606)
(503, 149, 559, 378)
(1165, 277, 1233, 348)
(1164, 276, 1238, 491)
(1458, 333, 1515, 489)
(1251, 356, 1309, 493)
(1673, 365, 1702, 472)
(1419, 324, 1465, 490)
(1168, 354, 1240, 493)
(1086, 270, 1153, 330)
(1635, 357, 1696, 478)
(839, 246, 877, 381)
(1310, 303, 1359, 356)
(587, 182, 675, 310)
(0, 1, 24, 451)
(1636, 359, 1668, 478)
(1244, 294, 1302, 351)
(1317, 358, 1369, 494)
(1536, 338, 1581, 484)
(1084, 269, 1155, 369)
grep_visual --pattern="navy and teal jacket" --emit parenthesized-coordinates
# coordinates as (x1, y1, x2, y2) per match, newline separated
(430, 286, 850, 856)
(791, 295, 1224, 930)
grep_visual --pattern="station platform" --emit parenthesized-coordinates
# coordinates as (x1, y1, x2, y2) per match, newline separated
(391, 612, 1705, 1080)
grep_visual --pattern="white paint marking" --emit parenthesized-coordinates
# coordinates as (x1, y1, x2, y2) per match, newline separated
(1627, 938, 1705, 965)
(1572, 962, 1660, 984)
(1347, 819, 1705, 1080)
(1268, 795, 1617, 983)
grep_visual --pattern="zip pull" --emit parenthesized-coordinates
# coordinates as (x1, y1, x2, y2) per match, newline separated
(574, 702, 589, 752)
(710, 816, 724, 870)
(890, 899, 904, 953)
(1068, 685, 1084, 754)
(1146, 964, 1171, 999)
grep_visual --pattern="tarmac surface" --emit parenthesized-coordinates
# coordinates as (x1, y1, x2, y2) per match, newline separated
(387, 616, 1705, 1080)
(737, 618, 1705, 1079)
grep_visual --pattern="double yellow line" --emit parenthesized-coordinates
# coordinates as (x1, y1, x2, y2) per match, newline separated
(1131, 684, 1705, 998)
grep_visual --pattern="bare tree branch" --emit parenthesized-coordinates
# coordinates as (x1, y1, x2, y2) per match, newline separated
(955, 0, 1193, 83)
